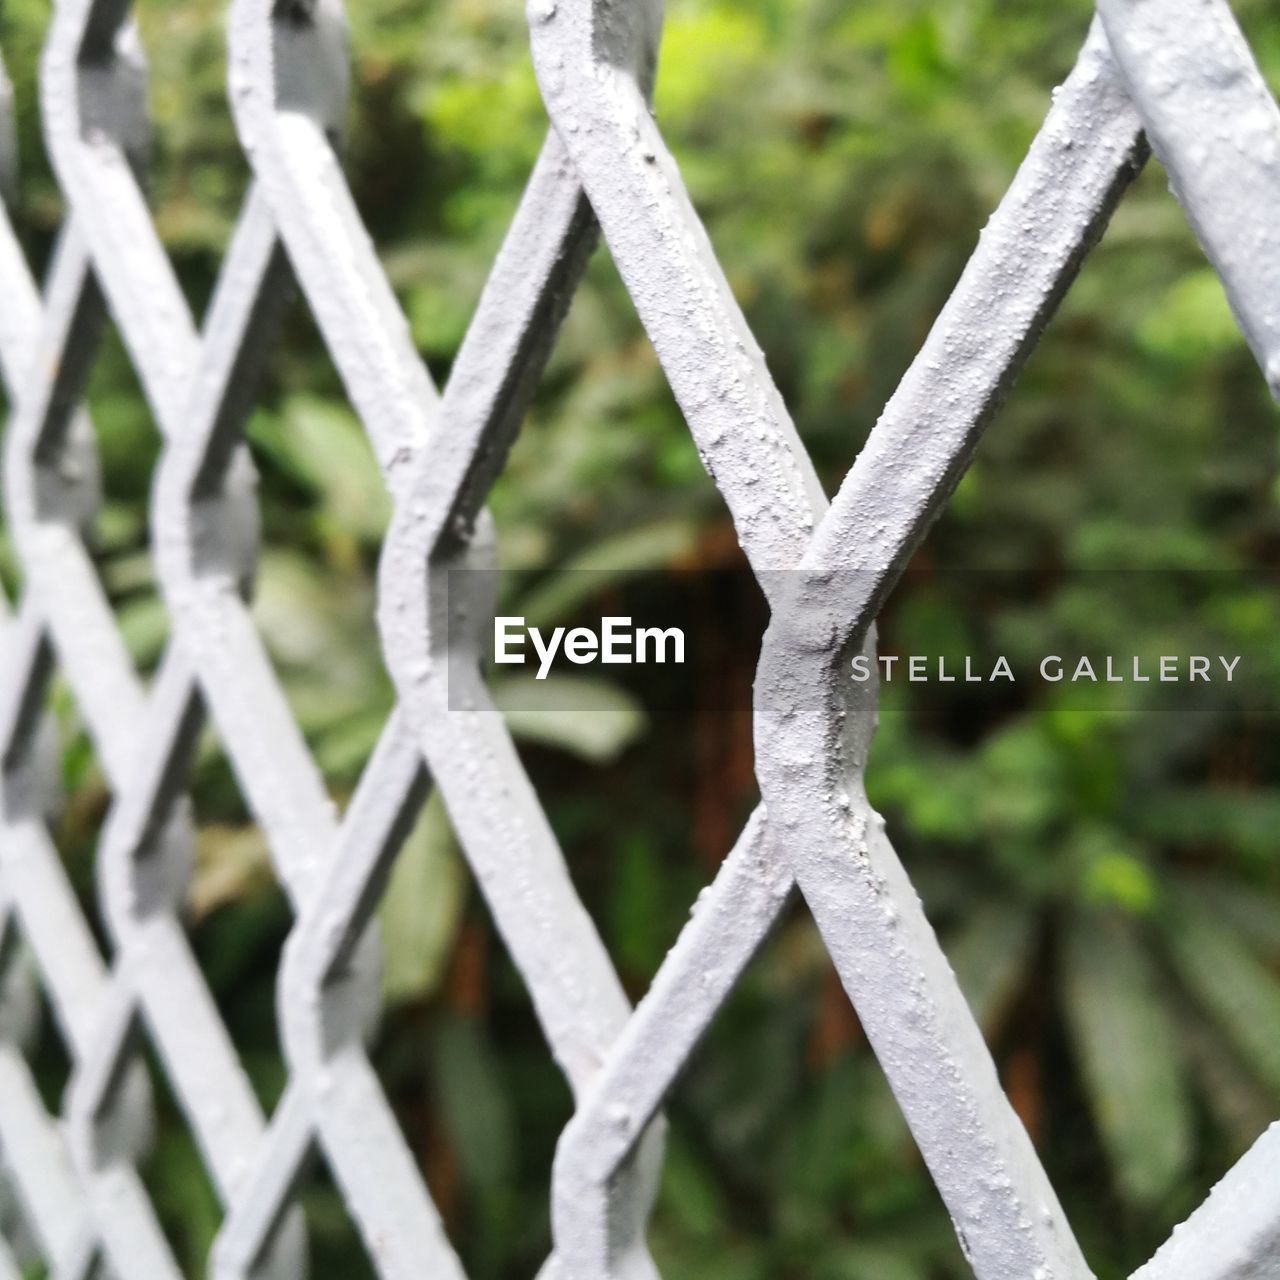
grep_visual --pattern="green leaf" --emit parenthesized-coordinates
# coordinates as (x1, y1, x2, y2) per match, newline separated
(312, 705, 396, 785)
(945, 897, 1034, 1033)
(379, 792, 467, 1006)
(1075, 828, 1157, 916)
(516, 517, 702, 628)
(1172, 872, 1280, 963)
(116, 595, 170, 669)
(609, 836, 666, 974)
(1137, 267, 1243, 362)
(1180, 989, 1278, 1158)
(491, 675, 646, 764)
(1063, 914, 1193, 1205)
(188, 824, 274, 920)
(1164, 898, 1280, 1097)
(251, 550, 380, 696)
(654, 1131, 731, 1241)
(654, 8, 769, 126)
(1135, 787, 1280, 868)
(252, 396, 390, 542)
(431, 1014, 514, 1193)
(818, 1244, 928, 1280)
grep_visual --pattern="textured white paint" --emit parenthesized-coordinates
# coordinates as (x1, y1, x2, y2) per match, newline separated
(0, 0, 1274, 1277)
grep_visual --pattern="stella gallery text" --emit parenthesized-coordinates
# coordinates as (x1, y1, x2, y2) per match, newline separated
(850, 654, 1242, 684)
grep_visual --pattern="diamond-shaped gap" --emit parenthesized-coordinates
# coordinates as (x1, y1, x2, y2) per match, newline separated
(215, 39, 671, 1280)
(645, 903, 968, 1280)
(372, 906, 548, 1277)
(131, 1035, 223, 1275)
(21, 967, 75, 1134)
(0, 0, 66, 598)
(0, 0, 65, 294)
(0, 916, 69, 1275)
(241, 293, 399, 807)
(343, 0, 548, 397)
(294, 1156, 379, 1280)
(83, 321, 169, 682)
(355, 145, 800, 1268)
(132, 0, 252, 323)
(185, 724, 293, 1119)
(356, 324, 759, 1280)
(410, 878, 970, 1277)
(446, 804, 1049, 1277)
(468, 213, 764, 918)
(211, 1124, 384, 1280)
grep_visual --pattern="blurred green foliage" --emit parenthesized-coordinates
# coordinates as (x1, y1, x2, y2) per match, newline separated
(2, 0, 1280, 1276)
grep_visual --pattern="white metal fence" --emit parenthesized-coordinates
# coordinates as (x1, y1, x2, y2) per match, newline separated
(0, 0, 1277, 1277)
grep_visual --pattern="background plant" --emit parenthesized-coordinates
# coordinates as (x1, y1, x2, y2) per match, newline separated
(1, 0, 1279, 1276)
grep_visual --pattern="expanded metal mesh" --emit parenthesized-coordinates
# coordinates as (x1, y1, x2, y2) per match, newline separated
(0, 1, 1276, 1277)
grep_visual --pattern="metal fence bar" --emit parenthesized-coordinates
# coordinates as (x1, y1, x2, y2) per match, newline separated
(0, 0, 1274, 1276)
(1096, 0, 1280, 403)
(230, 3, 663, 1273)
(25, 3, 299, 1274)
(0, 155, 97, 1276)
(0, 59, 157, 1277)
(542, 21, 1146, 1279)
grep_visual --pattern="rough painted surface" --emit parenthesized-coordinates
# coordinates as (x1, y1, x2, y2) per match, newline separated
(0, 0, 1274, 1277)
(1097, 0, 1280, 403)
